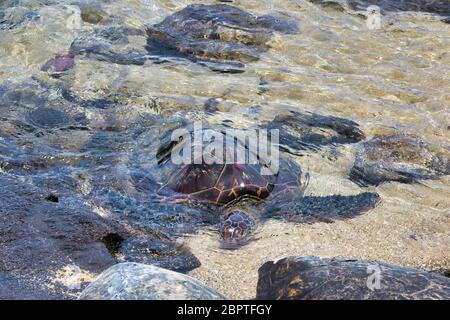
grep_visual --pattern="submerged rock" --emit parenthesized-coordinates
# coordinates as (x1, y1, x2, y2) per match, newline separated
(79, 4, 108, 24)
(70, 26, 147, 66)
(93, 188, 219, 237)
(146, 4, 298, 72)
(350, 134, 450, 186)
(78, 262, 226, 300)
(25, 107, 72, 129)
(266, 111, 365, 155)
(308, 0, 348, 12)
(257, 256, 450, 300)
(0, 79, 90, 138)
(117, 235, 201, 273)
(0, 1, 56, 10)
(0, 80, 49, 109)
(41, 53, 75, 77)
(0, 6, 39, 30)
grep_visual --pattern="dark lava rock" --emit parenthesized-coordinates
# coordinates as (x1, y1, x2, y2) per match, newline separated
(266, 111, 365, 155)
(257, 256, 450, 300)
(0, 6, 39, 30)
(0, 80, 48, 110)
(25, 107, 72, 129)
(350, 134, 450, 186)
(146, 4, 298, 72)
(0, 272, 62, 299)
(0, 82, 205, 299)
(0, 79, 88, 125)
(70, 26, 147, 66)
(0, 173, 202, 299)
(117, 235, 201, 273)
(79, 262, 226, 300)
(0, 174, 124, 298)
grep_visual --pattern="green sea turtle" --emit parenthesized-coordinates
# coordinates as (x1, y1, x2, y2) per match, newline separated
(149, 126, 380, 248)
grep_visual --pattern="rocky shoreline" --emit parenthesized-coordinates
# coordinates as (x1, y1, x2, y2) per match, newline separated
(0, 0, 449, 300)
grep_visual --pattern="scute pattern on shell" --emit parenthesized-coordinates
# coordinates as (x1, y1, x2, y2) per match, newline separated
(163, 162, 275, 204)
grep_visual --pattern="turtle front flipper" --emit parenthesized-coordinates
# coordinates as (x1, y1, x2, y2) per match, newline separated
(265, 192, 380, 223)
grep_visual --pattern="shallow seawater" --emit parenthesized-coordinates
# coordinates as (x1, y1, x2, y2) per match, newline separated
(0, 0, 449, 299)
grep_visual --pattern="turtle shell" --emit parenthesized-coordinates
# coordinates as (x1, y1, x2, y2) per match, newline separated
(164, 162, 275, 204)
(156, 128, 296, 204)
(157, 129, 308, 204)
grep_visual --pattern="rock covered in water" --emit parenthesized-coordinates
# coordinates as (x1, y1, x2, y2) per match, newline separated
(350, 134, 450, 186)
(117, 235, 201, 273)
(0, 80, 49, 110)
(93, 186, 220, 237)
(0, 80, 91, 137)
(308, 0, 348, 12)
(25, 107, 72, 128)
(266, 110, 365, 155)
(0, 102, 203, 298)
(146, 4, 298, 72)
(0, 0, 56, 10)
(78, 262, 226, 300)
(0, 6, 39, 30)
(41, 53, 75, 77)
(257, 256, 450, 300)
(70, 26, 147, 66)
(79, 3, 108, 24)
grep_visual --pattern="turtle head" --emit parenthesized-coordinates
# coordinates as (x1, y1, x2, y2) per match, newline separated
(220, 210, 255, 249)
